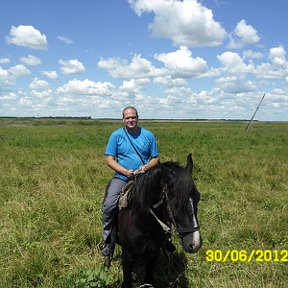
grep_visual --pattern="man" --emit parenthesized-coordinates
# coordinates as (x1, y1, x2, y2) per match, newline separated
(101, 106, 159, 266)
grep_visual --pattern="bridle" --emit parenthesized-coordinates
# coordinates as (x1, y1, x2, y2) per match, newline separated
(149, 182, 200, 237)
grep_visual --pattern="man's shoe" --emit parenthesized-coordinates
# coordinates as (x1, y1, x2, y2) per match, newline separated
(101, 243, 111, 257)
(103, 255, 111, 269)
(164, 239, 176, 252)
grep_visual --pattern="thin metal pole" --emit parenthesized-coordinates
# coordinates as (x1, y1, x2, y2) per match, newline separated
(245, 93, 266, 132)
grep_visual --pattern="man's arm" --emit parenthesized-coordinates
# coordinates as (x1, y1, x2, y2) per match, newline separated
(140, 156, 159, 171)
(106, 155, 134, 178)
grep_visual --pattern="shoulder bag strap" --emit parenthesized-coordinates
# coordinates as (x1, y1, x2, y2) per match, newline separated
(123, 128, 145, 165)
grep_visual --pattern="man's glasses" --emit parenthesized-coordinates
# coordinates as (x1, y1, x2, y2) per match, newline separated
(124, 116, 137, 120)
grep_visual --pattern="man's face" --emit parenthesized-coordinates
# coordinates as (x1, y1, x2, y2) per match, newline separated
(123, 108, 138, 130)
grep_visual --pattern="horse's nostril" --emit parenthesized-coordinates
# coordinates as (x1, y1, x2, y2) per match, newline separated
(192, 243, 202, 253)
(186, 243, 195, 253)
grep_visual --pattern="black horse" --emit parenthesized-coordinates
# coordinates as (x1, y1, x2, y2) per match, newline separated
(118, 154, 202, 288)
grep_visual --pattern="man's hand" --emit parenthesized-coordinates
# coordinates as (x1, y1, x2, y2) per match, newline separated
(133, 167, 146, 176)
(125, 169, 134, 178)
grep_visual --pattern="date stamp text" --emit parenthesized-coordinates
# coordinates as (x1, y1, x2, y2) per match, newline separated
(205, 249, 288, 263)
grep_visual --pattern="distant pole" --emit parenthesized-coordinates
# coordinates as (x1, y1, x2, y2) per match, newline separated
(245, 93, 266, 132)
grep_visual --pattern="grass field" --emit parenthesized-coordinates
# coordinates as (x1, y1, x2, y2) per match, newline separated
(0, 118, 287, 288)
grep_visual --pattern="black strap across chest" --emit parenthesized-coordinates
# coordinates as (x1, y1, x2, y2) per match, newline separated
(123, 128, 145, 165)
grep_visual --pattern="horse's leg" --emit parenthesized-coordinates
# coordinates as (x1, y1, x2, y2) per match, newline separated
(121, 246, 133, 288)
(144, 253, 158, 285)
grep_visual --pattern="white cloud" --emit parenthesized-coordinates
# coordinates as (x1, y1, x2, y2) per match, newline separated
(269, 46, 287, 67)
(41, 70, 58, 79)
(97, 54, 165, 79)
(243, 50, 263, 59)
(56, 79, 115, 96)
(266, 90, 288, 110)
(30, 89, 52, 99)
(0, 66, 13, 85)
(0, 92, 17, 100)
(120, 78, 150, 95)
(129, 0, 226, 47)
(154, 75, 186, 86)
(217, 51, 254, 74)
(159, 86, 194, 109)
(155, 46, 208, 78)
(8, 64, 31, 77)
(255, 46, 288, 79)
(59, 59, 85, 75)
(228, 19, 260, 49)
(57, 36, 74, 46)
(29, 77, 50, 90)
(0, 58, 10, 64)
(215, 76, 257, 94)
(19, 96, 33, 106)
(6, 25, 48, 50)
(20, 54, 42, 66)
(0, 66, 9, 78)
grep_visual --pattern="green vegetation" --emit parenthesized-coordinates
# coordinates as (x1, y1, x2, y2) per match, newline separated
(0, 118, 287, 287)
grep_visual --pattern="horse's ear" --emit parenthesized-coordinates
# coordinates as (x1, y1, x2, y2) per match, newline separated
(186, 153, 193, 174)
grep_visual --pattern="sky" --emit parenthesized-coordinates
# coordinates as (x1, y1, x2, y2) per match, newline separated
(0, 0, 288, 120)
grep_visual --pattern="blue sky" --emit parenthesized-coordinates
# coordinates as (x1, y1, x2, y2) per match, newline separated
(1, 0, 287, 120)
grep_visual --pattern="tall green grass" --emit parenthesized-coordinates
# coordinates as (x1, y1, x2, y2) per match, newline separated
(0, 119, 287, 287)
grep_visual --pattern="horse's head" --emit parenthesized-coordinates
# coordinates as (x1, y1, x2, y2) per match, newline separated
(162, 154, 202, 253)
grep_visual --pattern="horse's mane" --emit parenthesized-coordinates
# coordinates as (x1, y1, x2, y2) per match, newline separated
(128, 164, 164, 210)
(128, 160, 198, 210)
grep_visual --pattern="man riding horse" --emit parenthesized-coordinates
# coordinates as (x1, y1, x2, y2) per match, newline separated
(101, 106, 175, 267)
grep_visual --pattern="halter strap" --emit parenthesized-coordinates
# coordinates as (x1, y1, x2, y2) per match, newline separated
(149, 183, 200, 236)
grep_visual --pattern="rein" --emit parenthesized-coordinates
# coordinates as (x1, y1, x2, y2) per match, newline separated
(148, 208, 171, 233)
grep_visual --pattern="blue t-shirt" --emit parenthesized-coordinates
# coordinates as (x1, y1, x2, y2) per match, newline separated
(105, 127, 159, 181)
